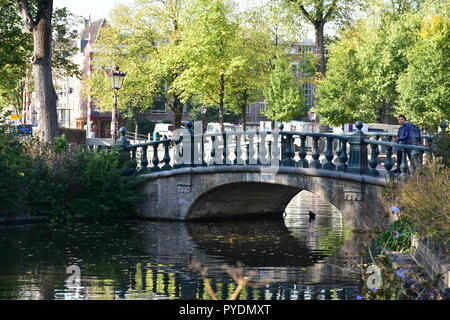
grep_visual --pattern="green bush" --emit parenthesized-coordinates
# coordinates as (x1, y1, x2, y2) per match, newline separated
(432, 131, 450, 167)
(0, 117, 144, 223)
(376, 219, 417, 253)
(383, 160, 450, 249)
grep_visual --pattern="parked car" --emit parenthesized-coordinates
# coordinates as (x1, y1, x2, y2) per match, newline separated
(13, 124, 34, 136)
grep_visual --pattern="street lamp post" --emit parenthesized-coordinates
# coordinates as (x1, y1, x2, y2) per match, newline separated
(108, 66, 126, 142)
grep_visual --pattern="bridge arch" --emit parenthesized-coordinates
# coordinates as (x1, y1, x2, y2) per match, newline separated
(139, 166, 392, 231)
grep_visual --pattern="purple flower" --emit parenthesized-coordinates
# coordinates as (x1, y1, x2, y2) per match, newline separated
(356, 295, 363, 300)
(396, 269, 408, 280)
(392, 231, 401, 239)
(390, 206, 400, 214)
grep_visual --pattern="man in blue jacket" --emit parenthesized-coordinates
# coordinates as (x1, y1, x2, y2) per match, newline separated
(392, 115, 414, 174)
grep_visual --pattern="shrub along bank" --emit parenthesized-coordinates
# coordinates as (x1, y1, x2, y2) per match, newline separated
(0, 117, 144, 223)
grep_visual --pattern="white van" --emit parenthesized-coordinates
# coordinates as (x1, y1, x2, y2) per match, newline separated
(206, 123, 237, 134)
(154, 123, 174, 140)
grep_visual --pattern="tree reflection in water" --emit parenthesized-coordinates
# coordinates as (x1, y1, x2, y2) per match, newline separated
(189, 260, 272, 300)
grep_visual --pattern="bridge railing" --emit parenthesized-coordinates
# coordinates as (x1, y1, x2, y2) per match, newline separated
(117, 122, 435, 180)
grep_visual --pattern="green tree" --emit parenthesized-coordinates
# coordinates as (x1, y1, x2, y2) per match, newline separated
(225, 8, 275, 130)
(262, 55, 307, 122)
(87, 0, 190, 129)
(173, 0, 246, 131)
(314, 25, 370, 126)
(315, 4, 422, 126)
(0, 1, 32, 113)
(397, 13, 450, 130)
(283, 0, 360, 76)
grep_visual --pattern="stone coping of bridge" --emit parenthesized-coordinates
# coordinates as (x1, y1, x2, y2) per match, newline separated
(140, 165, 388, 187)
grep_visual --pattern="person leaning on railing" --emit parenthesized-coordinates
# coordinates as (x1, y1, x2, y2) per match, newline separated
(392, 115, 415, 174)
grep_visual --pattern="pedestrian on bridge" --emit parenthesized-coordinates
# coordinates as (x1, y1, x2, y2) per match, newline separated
(392, 115, 416, 174)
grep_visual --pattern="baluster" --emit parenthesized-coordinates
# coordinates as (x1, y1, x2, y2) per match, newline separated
(337, 139, 348, 172)
(173, 138, 183, 170)
(375, 135, 381, 159)
(246, 133, 256, 165)
(271, 133, 281, 166)
(400, 147, 409, 181)
(258, 132, 268, 165)
(334, 138, 342, 166)
(369, 142, 380, 177)
(323, 137, 336, 170)
(256, 133, 261, 165)
(417, 150, 424, 169)
(282, 133, 295, 167)
(384, 136, 394, 180)
(424, 137, 433, 165)
(151, 143, 161, 173)
(222, 132, 229, 166)
(267, 140, 273, 165)
(140, 146, 149, 173)
(411, 149, 419, 172)
(233, 134, 240, 165)
(201, 134, 207, 167)
(298, 136, 308, 168)
(187, 121, 195, 168)
(131, 147, 138, 172)
(209, 135, 216, 166)
(310, 136, 322, 169)
(162, 141, 172, 171)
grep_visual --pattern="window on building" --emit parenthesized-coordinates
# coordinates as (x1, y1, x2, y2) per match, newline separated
(290, 46, 297, 54)
(292, 63, 299, 77)
(183, 102, 190, 115)
(258, 101, 267, 114)
(246, 105, 251, 116)
(151, 96, 167, 114)
(57, 109, 71, 128)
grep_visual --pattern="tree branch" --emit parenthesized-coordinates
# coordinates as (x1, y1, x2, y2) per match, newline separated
(17, 0, 36, 31)
(299, 5, 314, 23)
(324, 0, 339, 22)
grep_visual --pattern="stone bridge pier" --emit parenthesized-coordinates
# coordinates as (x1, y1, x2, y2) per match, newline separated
(138, 166, 392, 231)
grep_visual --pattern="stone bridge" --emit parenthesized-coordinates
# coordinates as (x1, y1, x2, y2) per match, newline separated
(118, 121, 434, 231)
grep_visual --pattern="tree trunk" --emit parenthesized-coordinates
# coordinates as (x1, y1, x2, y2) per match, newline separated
(240, 90, 248, 132)
(314, 21, 326, 76)
(172, 95, 183, 130)
(19, 0, 59, 142)
(241, 105, 247, 132)
(219, 74, 225, 132)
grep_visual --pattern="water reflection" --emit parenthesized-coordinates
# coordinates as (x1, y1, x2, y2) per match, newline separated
(0, 191, 371, 300)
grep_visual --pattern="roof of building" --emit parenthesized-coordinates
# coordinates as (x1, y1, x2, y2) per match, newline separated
(80, 18, 106, 46)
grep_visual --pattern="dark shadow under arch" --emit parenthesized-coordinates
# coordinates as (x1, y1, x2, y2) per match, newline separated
(188, 182, 313, 221)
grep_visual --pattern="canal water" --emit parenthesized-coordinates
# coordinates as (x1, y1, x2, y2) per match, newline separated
(0, 191, 374, 300)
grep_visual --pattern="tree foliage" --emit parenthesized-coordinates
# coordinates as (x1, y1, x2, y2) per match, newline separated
(262, 55, 308, 122)
(87, 0, 197, 129)
(171, 0, 277, 130)
(316, 0, 449, 129)
(397, 12, 450, 129)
